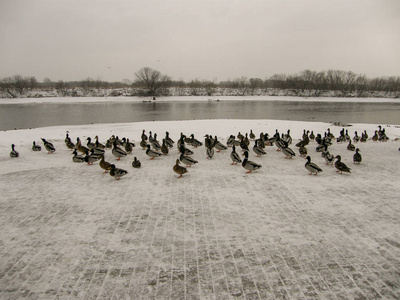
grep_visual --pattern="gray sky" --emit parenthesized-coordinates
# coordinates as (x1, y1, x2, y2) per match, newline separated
(1, 0, 399, 82)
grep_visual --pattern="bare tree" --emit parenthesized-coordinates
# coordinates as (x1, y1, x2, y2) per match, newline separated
(134, 67, 171, 97)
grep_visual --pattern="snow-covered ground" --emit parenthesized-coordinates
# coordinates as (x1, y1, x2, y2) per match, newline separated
(1, 119, 400, 299)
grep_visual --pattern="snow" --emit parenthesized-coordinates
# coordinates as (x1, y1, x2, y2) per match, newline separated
(1, 117, 400, 299)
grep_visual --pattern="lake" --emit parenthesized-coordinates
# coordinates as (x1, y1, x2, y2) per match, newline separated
(1, 99, 399, 130)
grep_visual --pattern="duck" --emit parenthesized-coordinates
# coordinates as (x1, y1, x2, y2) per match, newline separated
(275, 135, 288, 151)
(295, 135, 310, 148)
(146, 144, 162, 160)
(72, 150, 85, 163)
(309, 131, 315, 141)
(305, 156, 323, 175)
(347, 140, 355, 151)
(283, 129, 292, 144)
(84, 150, 101, 165)
(298, 145, 307, 157)
(124, 138, 133, 154)
(112, 141, 127, 160)
(179, 144, 194, 156)
(188, 134, 203, 148)
(173, 159, 188, 178)
(140, 137, 148, 149)
(165, 131, 174, 146)
(65, 139, 75, 150)
(324, 151, 335, 165)
(227, 135, 236, 147)
(206, 143, 214, 159)
(253, 140, 266, 157)
(99, 154, 112, 173)
(132, 156, 141, 168)
(41, 138, 56, 153)
(237, 132, 244, 141)
(32, 141, 41, 151)
(65, 131, 71, 144)
(249, 129, 256, 140)
(372, 130, 379, 142)
(214, 136, 228, 152)
(141, 130, 148, 141)
(282, 147, 296, 159)
(109, 164, 128, 180)
(242, 151, 262, 174)
(180, 153, 198, 167)
(335, 155, 351, 174)
(76, 137, 89, 154)
(86, 137, 96, 150)
(360, 131, 368, 143)
(161, 139, 169, 155)
(94, 136, 105, 149)
(353, 148, 362, 164)
(244, 133, 250, 147)
(239, 136, 249, 152)
(353, 131, 360, 143)
(230, 145, 242, 165)
(10, 144, 19, 158)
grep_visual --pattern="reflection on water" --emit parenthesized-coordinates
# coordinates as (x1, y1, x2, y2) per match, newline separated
(1, 100, 399, 130)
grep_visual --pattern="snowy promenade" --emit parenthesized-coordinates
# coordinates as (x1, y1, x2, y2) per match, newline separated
(0, 119, 399, 299)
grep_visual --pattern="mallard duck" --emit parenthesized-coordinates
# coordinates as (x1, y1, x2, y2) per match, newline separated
(180, 153, 198, 167)
(140, 137, 148, 149)
(141, 130, 148, 141)
(94, 136, 105, 149)
(65, 139, 75, 150)
(214, 136, 227, 152)
(283, 129, 292, 144)
(353, 148, 362, 164)
(165, 131, 174, 146)
(146, 144, 162, 160)
(239, 137, 249, 152)
(173, 159, 188, 178)
(65, 132, 71, 144)
(244, 133, 250, 147)
(305, 156, 323, 175)
(99, 154, 112, 173)
(372, 130, 379, 141)
(84, 150, 101, 165)
(32, 141, 41, 151)
(230, 145, 242, 165)
(41, 138, 56, 153)
(112, 141, 127, 160)
(124, 138, 133, 153)
(249, 129, 256, 140)
(161, 139, 169, 155)
(151, 139, 161, 151)
(10, 144, 19, 158)
(237, 132, 244, 141)
(76, 137, 89, 154)
(360, 131, 368, 143)
(206, 143, 214, 159)
(179, 144, 194, 156)
(242, 151, 262, 174)
(299, 145, 307, 157)
(309, 131, 315, 141)
(335, 155, 351, 174)
(282, 147, 296, 159)
(72, 150, 85, 163)
(275, 135, 288, 151)
(347, 140, 355, 151)
(148, 131, 155, 143)
(109, 164, 128, 180)
(253, 140, 266, 157)
(324, 151, 334, 165)
(132, 157, 141, 168)
(189, 134, 203, 148)
(86, 137, 96, 150)
(227, 135, 236, 147)
(353, 131, 360, 143)
(295, 135, 310, 147)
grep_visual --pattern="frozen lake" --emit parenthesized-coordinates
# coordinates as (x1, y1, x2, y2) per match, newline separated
(1, 99, 399, 130)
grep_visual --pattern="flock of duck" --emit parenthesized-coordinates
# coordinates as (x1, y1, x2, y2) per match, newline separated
(8, 125, 392, 180)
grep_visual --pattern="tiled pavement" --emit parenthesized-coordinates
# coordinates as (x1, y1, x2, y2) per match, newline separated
(0, 138, 400, 299)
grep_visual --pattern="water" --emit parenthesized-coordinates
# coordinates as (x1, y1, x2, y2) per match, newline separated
(1, 100, 399, 130)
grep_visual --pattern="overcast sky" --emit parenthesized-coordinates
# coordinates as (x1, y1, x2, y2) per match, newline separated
(1, 0, 399, 82)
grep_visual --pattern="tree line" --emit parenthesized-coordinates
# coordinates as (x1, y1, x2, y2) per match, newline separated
(1, 68, 399, 98)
